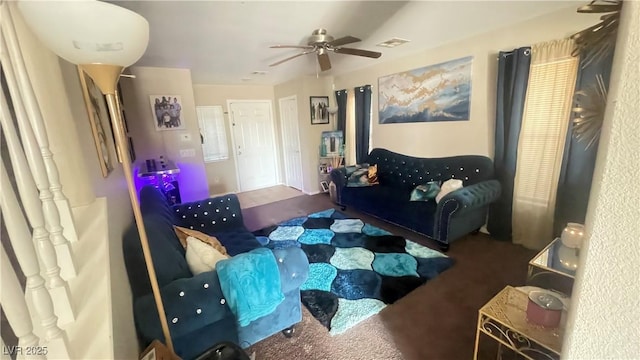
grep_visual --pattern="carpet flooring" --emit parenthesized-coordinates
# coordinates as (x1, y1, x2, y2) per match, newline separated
(244, 193, 536, 360)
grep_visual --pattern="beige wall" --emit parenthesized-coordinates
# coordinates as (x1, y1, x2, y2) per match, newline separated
(192, 84, 277, 195)
(563, 1, 640, 358)
(332, 6, 599, 159)
(274, 76, 335, 194)
(12, 4, 138, 358)
(120, 67, 209, 202)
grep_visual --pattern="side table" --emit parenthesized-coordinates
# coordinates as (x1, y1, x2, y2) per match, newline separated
(527, 238, 576, 296)
(473, 286, 564, 360)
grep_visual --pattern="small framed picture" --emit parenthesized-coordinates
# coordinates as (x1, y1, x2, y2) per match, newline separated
(310, 96, 330, 125)
(320, 181, 330, 192)
(150, 95, 186, 131)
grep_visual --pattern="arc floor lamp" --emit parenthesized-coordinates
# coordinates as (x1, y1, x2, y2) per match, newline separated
(17, 0, 175, 352)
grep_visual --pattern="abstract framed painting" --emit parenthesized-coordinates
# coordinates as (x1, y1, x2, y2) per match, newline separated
(378, 56, 473, 124)
(77, 66, 115, 178)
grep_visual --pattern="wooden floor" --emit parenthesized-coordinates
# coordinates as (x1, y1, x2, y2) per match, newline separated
(236, 185, 303, 209)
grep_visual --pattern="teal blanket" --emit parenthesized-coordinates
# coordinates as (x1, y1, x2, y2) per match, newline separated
(216, 248, 284, 326)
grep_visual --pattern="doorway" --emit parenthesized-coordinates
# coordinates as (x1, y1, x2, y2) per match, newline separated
(279, 96, 304, 191)
(228, 100, 278, 192)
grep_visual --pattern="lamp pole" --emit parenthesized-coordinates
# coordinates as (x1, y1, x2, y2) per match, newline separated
(80, 64, 174, 352)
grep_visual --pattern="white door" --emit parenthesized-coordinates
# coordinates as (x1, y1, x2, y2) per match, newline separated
(279, 96, 303, 190)
(229, 101, 278, 191)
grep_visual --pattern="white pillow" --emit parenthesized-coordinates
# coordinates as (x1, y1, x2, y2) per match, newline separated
(435, 179, 463, 204)
(185, 236, 229, 275)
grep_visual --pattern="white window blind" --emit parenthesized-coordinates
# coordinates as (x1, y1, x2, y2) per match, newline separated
(514, 57, 578, 204)
(512, 38, 578, 250)
(196, 105, 229, 162)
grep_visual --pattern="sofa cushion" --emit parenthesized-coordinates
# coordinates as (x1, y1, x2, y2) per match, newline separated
(174, 225, 228, 255)
(123, 213, 192, 297)
(342, 185, 437, 237)
(410, 182, 441, 201)
(185, 236, 229, 275)
(346, 165, 379, 187)
(436, 179, 464, 203)
(215, 230, 262, 256)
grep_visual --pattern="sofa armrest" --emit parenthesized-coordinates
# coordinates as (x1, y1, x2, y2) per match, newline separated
(438, 180, 502, 213)
(330, 167, 348, 189)
(436, 180, 501, 216)
(134, 271, 234, 343)
(272, 247, 309, 292)
(330, 167, 351, 204)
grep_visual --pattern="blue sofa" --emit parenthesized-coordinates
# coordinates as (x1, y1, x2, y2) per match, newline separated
(123, 186, 309, 360)
(330, 148, 501, 251)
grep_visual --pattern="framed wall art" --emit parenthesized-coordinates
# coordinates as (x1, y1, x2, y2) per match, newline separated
(77, 66, 115, 177)
(378, 56, 473, 124)
(150, 95, 185, 130)
(310, 96, 329, 125)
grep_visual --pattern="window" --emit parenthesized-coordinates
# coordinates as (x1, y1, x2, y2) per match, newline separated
(196, 106, 229, 162)
(512, 39, 579, 249)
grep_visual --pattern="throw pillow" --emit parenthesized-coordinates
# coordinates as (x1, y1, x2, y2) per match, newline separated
(346, 165, 379, 187)
(368, 164, 379, 185)
(185, 236, 229, 275)
(435, 179, 464, 203)
(174, 225, 228, 255)
(410, 181, 441, 201)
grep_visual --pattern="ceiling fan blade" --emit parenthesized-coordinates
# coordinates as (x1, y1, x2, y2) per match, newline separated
(334, 47, 382, 59)
(269, 51, 314, 67)
(317, 52, 331, 71)
(328, 36, 361, 47)
(270, 45, 314, 49)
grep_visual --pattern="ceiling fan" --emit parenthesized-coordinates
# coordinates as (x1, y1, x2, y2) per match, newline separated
(269, 29, 382, 71)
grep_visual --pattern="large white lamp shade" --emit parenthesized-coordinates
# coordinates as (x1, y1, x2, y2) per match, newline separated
(17, 0, 149, 67)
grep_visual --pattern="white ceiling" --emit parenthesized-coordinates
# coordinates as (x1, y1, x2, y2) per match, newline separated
(111, 1, 582, 85)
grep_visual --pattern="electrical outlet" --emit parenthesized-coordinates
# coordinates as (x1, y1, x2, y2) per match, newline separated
(180, 149, 195, 158)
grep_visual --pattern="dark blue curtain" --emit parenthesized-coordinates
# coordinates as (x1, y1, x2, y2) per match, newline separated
(553, 50, 615, 236)
(335, 89, 347, 134)
(354, 85, 372, 164)
(487, 47, 531, 241)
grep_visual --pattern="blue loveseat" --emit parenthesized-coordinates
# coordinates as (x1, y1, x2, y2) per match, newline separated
(330, 148, 501, 251)
(123, 186, 309, 360)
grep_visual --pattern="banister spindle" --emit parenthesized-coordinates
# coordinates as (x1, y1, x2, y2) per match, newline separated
(0, 248, 45, 360)
(1, 3, 78, 243)
(0, 164, 70, 359)
(0, 33, 76, 280)
(0, 89, 75, 325)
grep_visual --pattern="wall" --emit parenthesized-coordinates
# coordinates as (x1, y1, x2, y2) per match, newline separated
(563, 1, 640, 358)
(274, 76, 334, 194)
(58, 60, 139, 360)
(11, 4, 138, 358)
(332, 6, 599, 159)
(192, 84, 276, 195)
(120, 67, 209, 202)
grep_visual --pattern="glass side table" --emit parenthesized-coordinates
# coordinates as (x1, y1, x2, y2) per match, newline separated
(473, 286, 564, 360)
(527, 238, 576, 296)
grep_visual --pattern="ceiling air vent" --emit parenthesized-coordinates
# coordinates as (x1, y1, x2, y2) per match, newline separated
(376, 37, 410, 48)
